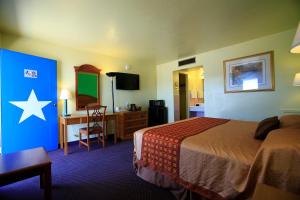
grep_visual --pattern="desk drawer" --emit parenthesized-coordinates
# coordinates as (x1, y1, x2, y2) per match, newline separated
(124, 127, 146, 135)
(66, 118, 81, 125)
(124, 120, 147, 128)
(124, 112, 147, 120)
(124, 126, 147, 134)
(81, 117, 87, 123)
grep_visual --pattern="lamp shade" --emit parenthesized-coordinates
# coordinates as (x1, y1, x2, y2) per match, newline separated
(291, 22, 300, 53)
(294, 73, 300, 86)
(60, 89, 71, 100)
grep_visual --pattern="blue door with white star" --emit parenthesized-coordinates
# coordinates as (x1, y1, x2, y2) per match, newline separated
(0, 49, 58, 154)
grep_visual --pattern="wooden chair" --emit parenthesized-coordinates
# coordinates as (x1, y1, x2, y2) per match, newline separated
(79, 104, 107, 151)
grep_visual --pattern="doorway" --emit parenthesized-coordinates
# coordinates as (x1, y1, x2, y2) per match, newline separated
(173, 66, 205, 121)
(179, 73, 188, 120)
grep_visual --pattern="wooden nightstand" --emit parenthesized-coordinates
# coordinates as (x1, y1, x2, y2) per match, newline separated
(252, 184, 300, 200)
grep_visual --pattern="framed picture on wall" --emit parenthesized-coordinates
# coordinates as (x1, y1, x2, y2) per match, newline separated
(223, 51, 274, 93)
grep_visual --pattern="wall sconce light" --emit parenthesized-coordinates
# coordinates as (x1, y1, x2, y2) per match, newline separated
(60, 89, 71, 116)
(294, 73, 300, 86)
(125, 64, 131, 71)
(291, 22, 300, 53)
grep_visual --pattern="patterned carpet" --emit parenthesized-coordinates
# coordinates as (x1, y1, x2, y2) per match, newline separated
(0, 140, 175, 200)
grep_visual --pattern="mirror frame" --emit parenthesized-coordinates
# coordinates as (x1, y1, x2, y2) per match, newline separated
(74, 64, 101, 111)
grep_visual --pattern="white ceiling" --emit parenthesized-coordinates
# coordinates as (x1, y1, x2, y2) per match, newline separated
(0, 0, 299, 65)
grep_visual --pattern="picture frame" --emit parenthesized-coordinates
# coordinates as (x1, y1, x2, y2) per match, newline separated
(223, 51, 274, 93)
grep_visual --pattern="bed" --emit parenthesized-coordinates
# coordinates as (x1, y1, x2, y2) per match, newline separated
(133, 116, 300, 200)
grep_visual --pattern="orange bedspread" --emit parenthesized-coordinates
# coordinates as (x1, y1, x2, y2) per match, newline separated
(139, 117, 229, 179)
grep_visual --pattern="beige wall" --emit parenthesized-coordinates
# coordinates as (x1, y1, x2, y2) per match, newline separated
(1, 33, 156, 141)
(157, 29, 300, 122)
(172, 71, 180, 121)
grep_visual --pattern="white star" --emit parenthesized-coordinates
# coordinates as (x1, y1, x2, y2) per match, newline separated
(9, 89, 51, 124)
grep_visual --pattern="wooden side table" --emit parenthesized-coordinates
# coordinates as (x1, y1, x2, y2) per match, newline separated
(0, 147, 52, 200)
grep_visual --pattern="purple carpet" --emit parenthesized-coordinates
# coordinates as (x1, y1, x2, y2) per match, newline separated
(0, 140, 175, 200)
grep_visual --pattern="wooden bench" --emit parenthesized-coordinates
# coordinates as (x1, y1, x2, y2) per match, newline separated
(0, 147, 52, 200)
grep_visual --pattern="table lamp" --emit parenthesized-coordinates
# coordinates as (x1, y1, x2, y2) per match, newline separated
(60, 89, 71, 116)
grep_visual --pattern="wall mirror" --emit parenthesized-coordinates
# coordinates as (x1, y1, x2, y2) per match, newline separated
(74, 64, 101, 110)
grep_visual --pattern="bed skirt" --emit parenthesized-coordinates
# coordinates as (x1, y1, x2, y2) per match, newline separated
(135, 162, 209, 200)
(133, 151, 210, 200)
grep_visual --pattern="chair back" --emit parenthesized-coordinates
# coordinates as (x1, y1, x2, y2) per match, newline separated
(86, 104, 107, 134)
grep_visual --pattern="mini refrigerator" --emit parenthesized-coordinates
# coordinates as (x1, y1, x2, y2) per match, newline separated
(148, 100, 168, 127)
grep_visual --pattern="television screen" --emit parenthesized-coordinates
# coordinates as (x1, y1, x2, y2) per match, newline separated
(116, 73, 139, 90)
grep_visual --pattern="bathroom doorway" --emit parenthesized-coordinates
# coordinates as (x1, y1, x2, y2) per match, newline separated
(173, 66, 204, 121)
(179, 73, 188, 120)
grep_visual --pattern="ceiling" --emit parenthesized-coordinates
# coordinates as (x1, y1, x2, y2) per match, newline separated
(0, 0, 299, 65)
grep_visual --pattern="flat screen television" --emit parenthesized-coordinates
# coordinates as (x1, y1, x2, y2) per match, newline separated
(116, 73, 139, 90)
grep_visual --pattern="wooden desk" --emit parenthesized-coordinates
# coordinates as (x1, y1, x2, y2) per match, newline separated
(59, 113, 118, 155)
(0, 147, 52, 200)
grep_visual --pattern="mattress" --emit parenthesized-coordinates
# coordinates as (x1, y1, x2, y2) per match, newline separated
(134, 117, 300, 199)
(134, 118, 262, 199)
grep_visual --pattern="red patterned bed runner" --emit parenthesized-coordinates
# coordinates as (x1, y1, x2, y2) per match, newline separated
(139, 117, 229, 179)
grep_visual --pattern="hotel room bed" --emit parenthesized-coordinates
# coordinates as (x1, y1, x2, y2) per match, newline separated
(133, 117, 300, 200)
